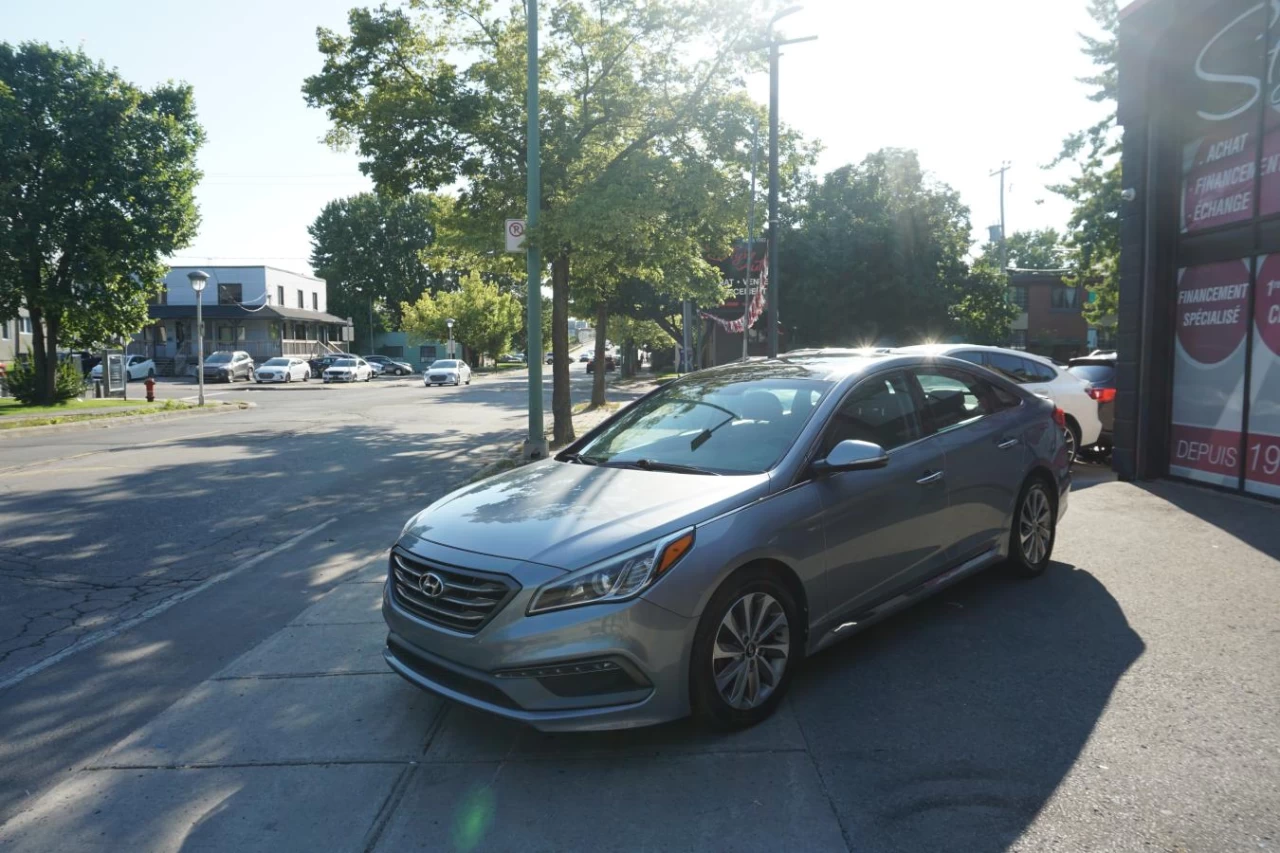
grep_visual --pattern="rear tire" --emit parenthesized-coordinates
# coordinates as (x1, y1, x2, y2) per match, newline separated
(1063, 418, 1082, 467)
(1005, 476, 1056, 578)
(690, 566, 802, 731)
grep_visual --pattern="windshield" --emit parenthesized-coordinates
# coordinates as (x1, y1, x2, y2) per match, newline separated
(1068, 364, 1115, 383)
(430, 360, 458, 368)
(206, 353, 232, 364)
(263, 358, 290, 366)
(573, 373, 833, 474)
(332, 359, 356, 367)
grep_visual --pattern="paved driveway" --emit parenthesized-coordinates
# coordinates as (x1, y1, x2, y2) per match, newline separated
(1, 460, 1277, 851)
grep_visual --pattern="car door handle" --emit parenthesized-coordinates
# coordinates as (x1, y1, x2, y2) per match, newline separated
(916, 470, 944, 485)
(997, 437, 1019, 449)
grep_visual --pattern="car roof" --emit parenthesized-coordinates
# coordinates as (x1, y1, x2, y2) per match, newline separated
(894, 343, 1059, 366)
(691, 351, 992, 384)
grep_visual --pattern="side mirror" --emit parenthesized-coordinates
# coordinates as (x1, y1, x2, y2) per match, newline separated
(812, 439, 889, 475)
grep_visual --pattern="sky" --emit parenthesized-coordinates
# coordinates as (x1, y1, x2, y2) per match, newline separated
(6, 0, 1128, 277)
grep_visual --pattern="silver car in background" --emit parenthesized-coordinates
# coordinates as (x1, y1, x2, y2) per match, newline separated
(384, 352, 1070, 731)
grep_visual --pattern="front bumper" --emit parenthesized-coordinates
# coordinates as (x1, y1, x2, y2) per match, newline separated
(324, 373, 355, 382)
(380, 546, 696, 731)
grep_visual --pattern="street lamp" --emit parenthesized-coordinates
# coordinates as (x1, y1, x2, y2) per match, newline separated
(446, 317, 455, 359)
(187, 271, 208, 406)
(744, 5, 815, 358)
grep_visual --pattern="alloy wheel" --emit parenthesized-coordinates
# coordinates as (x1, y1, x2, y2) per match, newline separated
(711, 592, 790, 711)
(1062, 426, 1077, 465)
(1019, 485, 1053, 565)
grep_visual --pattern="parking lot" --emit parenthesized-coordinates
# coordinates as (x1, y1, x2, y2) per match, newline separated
(1, 435, 1277, 851)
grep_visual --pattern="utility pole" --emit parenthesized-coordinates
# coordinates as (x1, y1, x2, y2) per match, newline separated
(523, 0, 548, 460)
(743, 118, 760, 362)
(990, 161, 1011, 272)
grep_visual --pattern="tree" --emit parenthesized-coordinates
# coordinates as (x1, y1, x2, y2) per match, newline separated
(978, 228, 1068, 270)
(401, 273, 523, 363)
(308, 192, 436, 348)
(1048, 0, 1120, 326)
(782, 149, 973, 347)
(949, 262, 1019, 345)
(0, 42, 203, 402)
(303, 0, 781, 443)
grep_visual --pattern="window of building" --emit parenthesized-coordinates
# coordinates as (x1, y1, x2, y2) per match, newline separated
(217, 283, 242, 305)
(297, 290, 304, 309)
(311, 293, 318, 311)
(277, 286, 285, 306)
(19, 317, 33, 335)
(420, 345, 438, 361)
(1050, 285, 1080, 311)
(1007, 286, 1028, 310)
(217, 324, 234, 343)
(1009, 330, 1027, 349)
(152, 285, 168, 306)
(383, 345, 405, 357)
(1, 320, 8, 340)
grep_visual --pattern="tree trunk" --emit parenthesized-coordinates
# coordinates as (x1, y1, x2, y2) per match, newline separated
(621, 335, 635, 379)
(28, 306, 56, 404)
(551, 254, 575, 446)
(591, 298, 608, 408)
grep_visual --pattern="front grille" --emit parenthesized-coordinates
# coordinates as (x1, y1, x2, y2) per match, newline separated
(429, 374, 447, 382)
(390, 550, 518, 634)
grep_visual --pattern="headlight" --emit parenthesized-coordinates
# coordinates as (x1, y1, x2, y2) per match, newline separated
(527, 530, 695, 615)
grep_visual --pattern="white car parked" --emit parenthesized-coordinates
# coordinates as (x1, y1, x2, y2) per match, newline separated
(323, 357, 373, 383)
(90, 355, 155, 382)
(254, 357, 310, 383)
(896, 344, 1104, 463)
(423, 359, 471, 387)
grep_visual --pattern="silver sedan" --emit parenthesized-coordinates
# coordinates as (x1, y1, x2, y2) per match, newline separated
(384, 352, 1070, 731)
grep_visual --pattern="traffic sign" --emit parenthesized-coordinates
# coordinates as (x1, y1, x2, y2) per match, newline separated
(505, 219, 526, 252)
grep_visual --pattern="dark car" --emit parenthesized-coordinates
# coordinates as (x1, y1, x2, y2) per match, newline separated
(203, 351, 254, 382)
(1068, 351, 1116, 457)
(309, 353, 354, 378)
(586, 354, 617, 373)
(364, 355, 414, 376)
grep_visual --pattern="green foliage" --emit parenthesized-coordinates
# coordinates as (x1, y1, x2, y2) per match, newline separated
(5, 359, 84, 405)
(401, 273, 523, 362)
(0, 42, 203, 403)
(308, 192, 437, 341)
(978, 228, 1068, 271)
(782, 149, 973, 347)
(949, 263, 1020, 346)
(1047, 0, 1120, 326)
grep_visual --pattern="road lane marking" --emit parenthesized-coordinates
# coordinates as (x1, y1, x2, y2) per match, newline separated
(0, 517, 338, 693)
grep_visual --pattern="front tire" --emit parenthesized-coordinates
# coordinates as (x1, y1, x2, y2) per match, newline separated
(690, 567, 801, 731)
(1006, 477, 1056, 577)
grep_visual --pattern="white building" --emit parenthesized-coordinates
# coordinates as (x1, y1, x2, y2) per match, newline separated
(132, 266, 354, 372)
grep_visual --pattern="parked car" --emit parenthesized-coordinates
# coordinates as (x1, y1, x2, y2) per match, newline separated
(501, 352, 526, 364)
(895, 344, 1102, 464)
(423, 359, 471, 386)
(384, 353, 1068, 732)
(579, 352, 592, 362)
(90, 355, 155, 382)
(364, 355, 414, 376)
(585, 354, 617, 373)
(197, 351, 254, 383)
(1068, 351, 1117, 458)
(309, 354, 354, 378)
(254, 357, 310, 383)
(367, 360, 386, 377)
(323, 357, 373, 383)
(544, 352, 554, 365)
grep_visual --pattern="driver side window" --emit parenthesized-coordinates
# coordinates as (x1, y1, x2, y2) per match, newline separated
(820, 372, 922, 457)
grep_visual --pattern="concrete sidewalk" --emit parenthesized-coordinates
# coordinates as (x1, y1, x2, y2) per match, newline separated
(1, 470, 1278, 852)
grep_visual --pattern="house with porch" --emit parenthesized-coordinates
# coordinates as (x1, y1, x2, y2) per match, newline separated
(130, 266, 354, 375)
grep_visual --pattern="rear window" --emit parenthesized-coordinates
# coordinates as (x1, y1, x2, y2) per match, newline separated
(1068, 364, 1115, 383)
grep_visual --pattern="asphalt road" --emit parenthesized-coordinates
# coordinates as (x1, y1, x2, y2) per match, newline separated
(0, 369, 1278, 851)
(0, 361, 602, 824)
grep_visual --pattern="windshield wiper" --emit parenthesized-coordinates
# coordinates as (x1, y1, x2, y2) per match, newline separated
(562, 452, 602, 466)
(605, 458, 720, 475)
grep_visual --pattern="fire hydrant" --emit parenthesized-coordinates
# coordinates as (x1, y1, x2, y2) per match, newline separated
(144, 376, 156, 402)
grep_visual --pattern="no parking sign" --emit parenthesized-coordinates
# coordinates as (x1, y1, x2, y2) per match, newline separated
(504, 219, 526, 252)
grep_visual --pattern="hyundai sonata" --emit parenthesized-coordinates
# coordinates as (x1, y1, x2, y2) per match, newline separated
(384, 352, 1070, 731)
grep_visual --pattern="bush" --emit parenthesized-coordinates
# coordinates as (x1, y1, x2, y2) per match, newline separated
(5, 358, 86, 405)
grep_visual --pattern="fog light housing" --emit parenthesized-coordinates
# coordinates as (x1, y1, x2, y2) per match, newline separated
(493, 658, 651, 699)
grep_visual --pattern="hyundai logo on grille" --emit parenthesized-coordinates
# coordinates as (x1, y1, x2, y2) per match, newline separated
(419, 571, 446, 598)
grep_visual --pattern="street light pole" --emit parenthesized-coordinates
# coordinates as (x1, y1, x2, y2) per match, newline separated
(523, 0, 548, 460)
(743, 117, 760, 362)
(760, 6, 814, 358)
(446, 318, 455, 359)
(187, 271, 208, 407)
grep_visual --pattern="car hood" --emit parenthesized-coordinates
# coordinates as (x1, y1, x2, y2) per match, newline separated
(401, 460, 770, 570)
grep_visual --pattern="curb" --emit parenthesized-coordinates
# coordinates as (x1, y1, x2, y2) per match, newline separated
(0, 401, 254, 439)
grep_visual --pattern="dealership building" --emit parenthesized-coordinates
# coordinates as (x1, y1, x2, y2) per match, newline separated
(1116, 0, 1280, 498)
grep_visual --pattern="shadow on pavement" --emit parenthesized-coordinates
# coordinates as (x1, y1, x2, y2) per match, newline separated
(1135, 478, 1280, 559)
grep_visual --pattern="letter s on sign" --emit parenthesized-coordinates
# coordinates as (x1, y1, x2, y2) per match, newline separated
(1195, 3, 1264, 122)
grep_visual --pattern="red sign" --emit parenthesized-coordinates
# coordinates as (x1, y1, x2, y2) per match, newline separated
(1182, 118, 1257, 233)
(1247, 255, 1280, 496)
(1175, 260, 1250, 364)
(1170, 423, 1242, 480)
